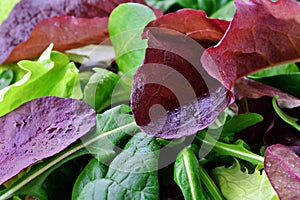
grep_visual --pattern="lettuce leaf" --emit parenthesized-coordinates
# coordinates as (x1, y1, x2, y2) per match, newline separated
(211, 160, 279, 200)
(0, 44, 79, 116)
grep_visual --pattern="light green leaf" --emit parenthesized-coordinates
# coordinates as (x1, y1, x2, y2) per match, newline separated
(210, 0, 235, 20)
(248, 63, 299, 79)
(174, 147, 205, 200)
(109, 3, 156, 76)
(211, 160, 279, 200)
(0, 69, 13, 90)
(0, 0, 20, 23)
(0, 44, 79, 116)
(78, 132, 160, 200)
(145, 0, 176, 11)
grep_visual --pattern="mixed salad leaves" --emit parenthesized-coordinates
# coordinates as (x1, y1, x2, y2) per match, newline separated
(0, 0, 300, 199)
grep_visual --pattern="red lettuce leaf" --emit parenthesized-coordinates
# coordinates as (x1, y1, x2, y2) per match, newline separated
(131, 12, 233, 138)
(0, 0, 160, 64)
(201, 0, 300, 89)
(265, 144, 300, 199)
(146, 9, 230, 48)
(234, 78, 300, 108)
(0, 96, 96, 185)
(4, 16, 109, 63)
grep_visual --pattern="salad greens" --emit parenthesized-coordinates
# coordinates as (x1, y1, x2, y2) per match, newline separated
(1, 0, 300, 199)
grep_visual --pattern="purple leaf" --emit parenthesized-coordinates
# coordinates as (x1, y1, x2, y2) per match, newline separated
(201, 0, 300, 90)
(234, 78, 300, 108)
(146, 9, 229, 48)
(265, 144, 300, 199)
(131, 21, 233, 138)
(0, 96, 96, 185)
(0, 0, 160, 63)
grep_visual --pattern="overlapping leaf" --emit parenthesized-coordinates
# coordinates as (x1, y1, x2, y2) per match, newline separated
(201, 0, 300, 89)
(131, 26, 233, 139)
(0, 0, 159, 63)
(0, 96, 96, 185)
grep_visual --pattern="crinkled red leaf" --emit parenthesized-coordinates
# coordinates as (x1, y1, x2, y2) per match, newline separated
(131, 24, 233, 139)
(0, 96, 96, 185)
(0, 0, 160, 64)
(201, 0, 300, 89)
(265, 144, 300, 199)
(234, 78, 300, 108)
(4, 16, 108, 63)
(147, 9, 230, 48)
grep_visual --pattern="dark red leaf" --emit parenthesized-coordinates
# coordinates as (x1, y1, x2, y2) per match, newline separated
(201, 0, 300, 89)
(234, 78, 300, 108)
(146, 9, 230, 48)
(265, 144, 300, 199)
(4, 16, 108, 63)
(0, 0, 160, 64)
(131, 25, 233, 139)
(0, 96, 96, 185)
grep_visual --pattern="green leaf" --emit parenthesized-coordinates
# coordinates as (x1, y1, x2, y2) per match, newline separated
(145, 0, 177, 11)
(196, 131, 264, 165)
(0, 69, 13, 90)
(199, 0, 233, 17)
(221, 112, 263, 135)
(0, 0, 20, 23)
(198, 164, 224, 200)
(0, 44, 79, 116)
(83, 68, 120, 113)
(78, 132, 161, 200)
(108, 3, 156, 76)
(0, 105, 138, 199)
(72, 158, 108, 199)
(272, 95, 300, 131)
(249, 63, 299, 79)
(176, 0, 198, 9)
(210, 0, 235, 20)
(174, 147, 205, 200)
(211, 160, 279, 200)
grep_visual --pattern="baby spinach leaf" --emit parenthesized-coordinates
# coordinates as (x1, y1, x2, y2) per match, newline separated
(249, 64, 299, 79)
(265, 144, 300, 200)
(145, 0, 176, 11)
(109, 3, 157, 75)
(0, 96, 96, 186)
(0, 69, 13, 90)
(272, 95, 300, 131)
(174, 147, 205, 200)
(196, 131, 264, 165)
(78, 132, 160, 200)
(211, 160, 278, 200)
(0, 44, 79, 117)
(72, 158, 108, 199)
(83, 68, 120, 113)
(221, 112, 263, 135)
(210, 0, 235, 20)
(201, 0, 300, 89)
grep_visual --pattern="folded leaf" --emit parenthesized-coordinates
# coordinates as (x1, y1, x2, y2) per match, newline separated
(0, 0, 157, 63)
(131, 14, 233, 138)
(0, 96, 96, 185)
(146, 9, 230, 48)
(265, 144, 300, 200)
(201, 0, 300, 89)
